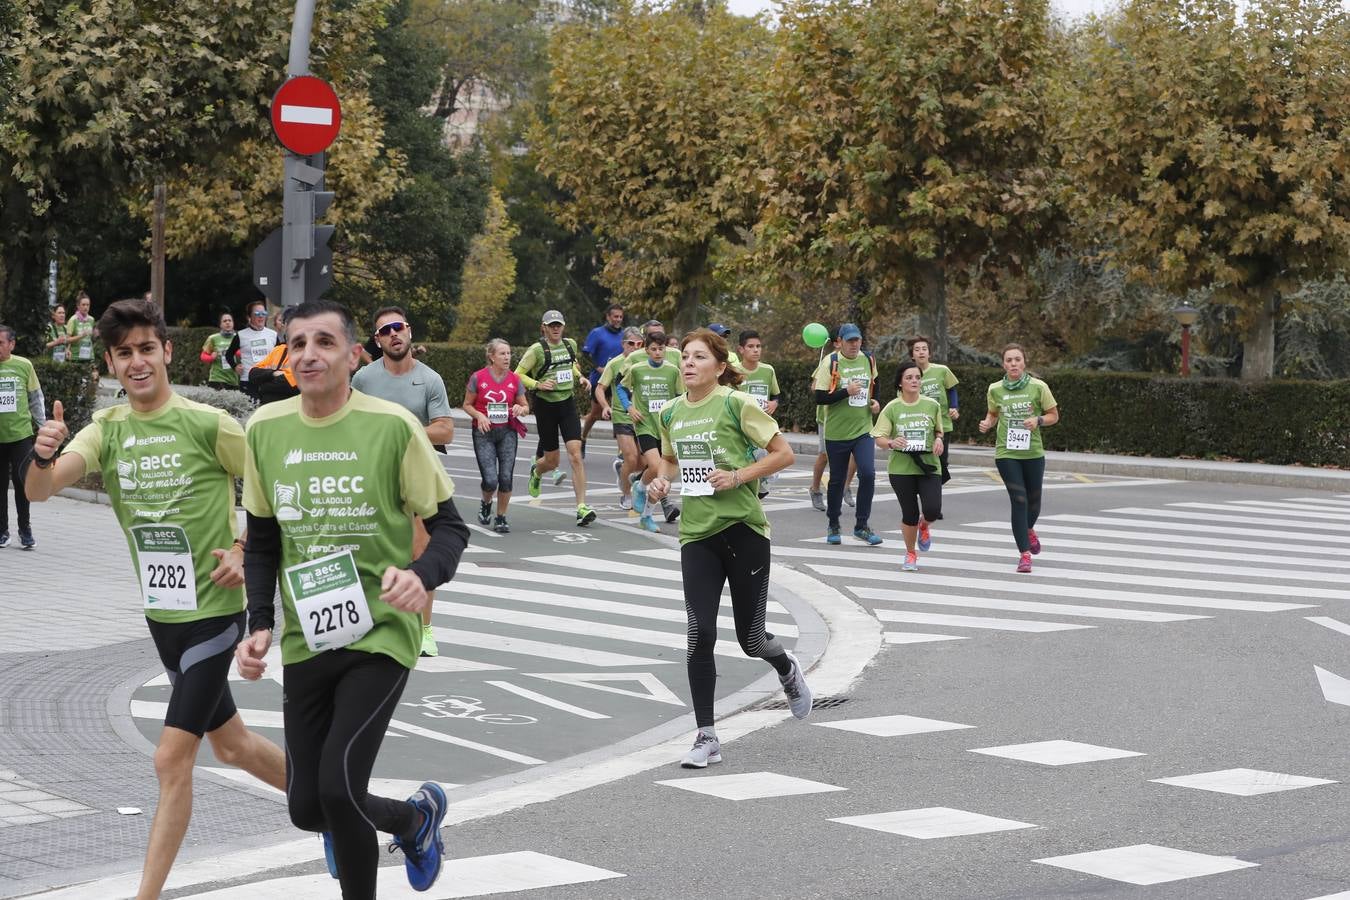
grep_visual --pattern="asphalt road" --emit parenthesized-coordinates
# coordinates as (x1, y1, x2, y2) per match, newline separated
(12, 427, 1350, 900)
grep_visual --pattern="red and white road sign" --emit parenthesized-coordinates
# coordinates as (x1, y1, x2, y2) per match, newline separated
(270, 76, 342, 156)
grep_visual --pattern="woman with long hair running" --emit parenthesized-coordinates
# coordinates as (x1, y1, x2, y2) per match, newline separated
(978, 343, 1060, 573)
(646, 329, 811, 769)
(463, 339, 530, 533)
(873, 360, 945, 572)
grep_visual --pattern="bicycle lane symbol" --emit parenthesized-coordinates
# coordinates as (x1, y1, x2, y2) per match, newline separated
(531, 529, 599, 544)
(400, 694, 538, 726)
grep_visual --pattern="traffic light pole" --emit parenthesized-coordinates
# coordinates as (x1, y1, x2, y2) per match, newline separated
(282, 0, 317, 308)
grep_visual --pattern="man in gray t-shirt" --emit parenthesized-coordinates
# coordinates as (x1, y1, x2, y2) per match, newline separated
(351, 307, 456, 659)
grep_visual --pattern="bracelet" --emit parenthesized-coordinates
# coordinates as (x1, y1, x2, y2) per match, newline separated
(30, 448, 58, 469)
(231, 538, 246, 551)
(732, 469, 742, 487)
(1036, 415, 1044, 427)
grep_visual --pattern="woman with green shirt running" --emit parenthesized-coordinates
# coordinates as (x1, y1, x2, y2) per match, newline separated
(872, 361, 945, 572)
(199, 312, 241, 390)
(646, 328, 812, 769)
(978, 343, 1060, 573)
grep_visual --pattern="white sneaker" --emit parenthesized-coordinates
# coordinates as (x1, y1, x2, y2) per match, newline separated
(779, 652, 813, 720)
(843, 487, 855, 508)
(619, 495, 633, 511)
(680, 731, 722, 769)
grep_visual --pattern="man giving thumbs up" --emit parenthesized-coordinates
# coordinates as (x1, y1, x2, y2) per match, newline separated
(24, 298, 286, 900)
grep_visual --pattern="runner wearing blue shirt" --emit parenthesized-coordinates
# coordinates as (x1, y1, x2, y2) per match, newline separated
(580, 303, 626, 452)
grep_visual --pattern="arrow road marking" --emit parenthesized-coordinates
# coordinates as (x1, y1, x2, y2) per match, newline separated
(1314, 666, 1350, 707)
(279, 104, 333, 126)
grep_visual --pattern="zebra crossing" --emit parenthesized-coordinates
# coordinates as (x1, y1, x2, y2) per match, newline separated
(126, 521, 802, 788)
(772, 494, 1350, 646)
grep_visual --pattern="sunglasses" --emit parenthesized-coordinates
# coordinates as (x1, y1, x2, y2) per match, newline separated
(623, 339, 642, 346)
(250, 311, 267, 317)
(376, 321, 409, 337)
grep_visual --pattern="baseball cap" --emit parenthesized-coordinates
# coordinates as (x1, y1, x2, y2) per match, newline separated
(839, 323, 862, 341)
(541, 309, 565, 325)
(706, 323, 731, 337)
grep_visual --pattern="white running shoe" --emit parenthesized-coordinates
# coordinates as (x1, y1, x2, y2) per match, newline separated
(779, 652, 813, 720)
(619, 495, 633, 511)
(680, 731, 722, 768)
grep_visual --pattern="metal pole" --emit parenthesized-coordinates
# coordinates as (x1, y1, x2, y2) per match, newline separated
(281, 0, 317, 308)
(1180, 324, 1191, 377)
(288, 0, 316, 77)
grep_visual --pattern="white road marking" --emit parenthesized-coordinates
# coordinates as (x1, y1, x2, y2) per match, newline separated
(483, 680, 610, 719)
(831, 807, 1036, 839)
(884, 632, 967, 644)
(969, 739, 1144, 765)
(1314, 665, 1350, 706)
(1151, 768, 1335, 796)
(385, 718, 544, 765)
(655, 771, 846, 801)
(432, 626, 675, 667)
(524, 672, 685, 706)
(1035, 844, 1258, 885)
(864, 610, 1092, 633)
(814, 714, 974, 737)
(1307, 616, 1350, 638)
(861, 588, 1204, 623)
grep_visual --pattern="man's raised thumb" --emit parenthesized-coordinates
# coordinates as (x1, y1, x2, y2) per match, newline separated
(52, 400, 64, 422)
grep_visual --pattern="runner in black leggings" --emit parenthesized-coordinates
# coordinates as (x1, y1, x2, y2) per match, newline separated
(978, 343, 1059, 573)
(645, 329, 811, 769)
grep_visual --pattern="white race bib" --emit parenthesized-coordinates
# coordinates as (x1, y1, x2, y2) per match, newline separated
(0, 380, 16, 414)
(746, 383, 769, 410)
(78, 342, 92, 360)
(487, 402, 509, 424)
(847, 377, 870, 407)
(554, 368, 573, 386)
(247, 338, 269, 365)
(286, 550, 374, 652)
(220, 352, 233, 370)
(903, 429, 929, 453)
(647, 398, 665, 413)
(132, 525, 197, 611)
(677, 439, 715, 497)
(52, 346, 66, 363)
(1006, 427, 1032, 451)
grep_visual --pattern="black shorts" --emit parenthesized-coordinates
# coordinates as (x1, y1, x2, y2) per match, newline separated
(637, 432, 662, 455)
(613, 422, 636, 438)
(534, 396, 582, 452)
(145, 612, 244, 737)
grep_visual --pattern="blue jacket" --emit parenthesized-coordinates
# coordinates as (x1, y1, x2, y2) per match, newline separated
(582, 323, 626, 373)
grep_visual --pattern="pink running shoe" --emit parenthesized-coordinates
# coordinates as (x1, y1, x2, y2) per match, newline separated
(902, 551, 919, 572)
(1016, 552, 1033, 574)
(1027, 528, 1041, 555)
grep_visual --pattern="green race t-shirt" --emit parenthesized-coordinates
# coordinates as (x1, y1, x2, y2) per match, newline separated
(66, 315, 96, 362)
(0, 355, 39, 444)
(870, 396, 943, 476)
(986, 377, 1058, 460)
(919, 363, 959, 433)
(737, 362, 781, 412)
(65, 393, 245, 623)
(812, 352, 876, 441)
(622, 357, 682, 437)
(242, 390, 455, 669)
(203, 333, 240, 387)
(515, 338, 581, 403)
(657, 385, 779, 544)
(597, 354, 632, 427)
(45, 324, 67, 363)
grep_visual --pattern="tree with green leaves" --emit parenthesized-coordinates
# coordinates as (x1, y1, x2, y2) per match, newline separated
(533, 0, 768, 333)
(1054, 0, 1350, 380)
(451, 188, 518, 343)
(750, 0, 1058, 360)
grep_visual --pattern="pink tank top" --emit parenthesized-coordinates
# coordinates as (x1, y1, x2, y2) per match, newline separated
(469, 368, 523, 427)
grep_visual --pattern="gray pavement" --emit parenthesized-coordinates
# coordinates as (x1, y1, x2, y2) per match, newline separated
(3, 420, 1350, 899)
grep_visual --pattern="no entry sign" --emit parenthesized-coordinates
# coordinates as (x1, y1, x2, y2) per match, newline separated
(270, 76, 342, 156)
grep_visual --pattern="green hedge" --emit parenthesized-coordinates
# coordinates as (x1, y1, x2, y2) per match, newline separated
(168, 327, 219, 387)
(31, 358, 101, 438)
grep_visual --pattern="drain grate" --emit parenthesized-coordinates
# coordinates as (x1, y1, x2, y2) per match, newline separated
(760, 696, 850, 710)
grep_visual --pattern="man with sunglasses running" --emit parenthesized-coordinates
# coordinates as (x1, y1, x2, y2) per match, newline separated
(226, 300, 278, 400)
(352, 307, 455, 659)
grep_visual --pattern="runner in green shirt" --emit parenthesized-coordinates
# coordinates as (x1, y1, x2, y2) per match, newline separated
(646, 328, 811, 769)
(736, 329, 782, 498)
(513, 309, 596, 526)
(872, 361, 945, 572)
(595, 327, 645, 509)
(622, 331, 683, 531)
(812, 323, 883, 546)
(23, 298, 285, 900)
(234, 299, 467, 895)
(65, 291, 98, 364)
(907, 334, 959, 484)
(978, 342, 1060, 573)
(44, 304, 72, 363)
(0, 324, 44, 549)
(200, 311, 241, 389)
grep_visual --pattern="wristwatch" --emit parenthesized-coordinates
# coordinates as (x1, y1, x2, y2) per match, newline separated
(32, 449, 58, 469)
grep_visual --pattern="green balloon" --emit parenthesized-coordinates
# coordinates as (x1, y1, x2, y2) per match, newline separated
(802, 322, 829, 348)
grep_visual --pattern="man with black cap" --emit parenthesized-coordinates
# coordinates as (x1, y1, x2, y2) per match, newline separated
(514, 310, 596, 526)
(812, 322, 882, 546)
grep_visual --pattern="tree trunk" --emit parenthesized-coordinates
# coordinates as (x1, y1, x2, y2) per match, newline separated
(0, 185, 49, 356)
(1239, 288, 1277, 381)
(914, 258, 949, 359)
(150, 182, 166, 308)
(672, 240, 710, 337)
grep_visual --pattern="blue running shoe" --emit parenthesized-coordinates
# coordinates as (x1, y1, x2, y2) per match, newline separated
(394, 781, 448, 892)
(640, 513, 660, 533)
(632, 479, 647, 515)
(917, 518, 932, 552)
(853, 526, 883, 546)
(826, 527, 841, 545)
(320, 831, 338, 879)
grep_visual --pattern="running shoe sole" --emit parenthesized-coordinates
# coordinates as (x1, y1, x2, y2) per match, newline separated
(577, 508, 597, 527)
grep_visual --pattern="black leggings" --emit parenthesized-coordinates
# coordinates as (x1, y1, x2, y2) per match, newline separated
(939, 438, 952, 485)
(995, 456, 1046, 553)
(0, 436, 33, 532)
(887, 474, 943, 528)
(145, 613, 243, 736)
(680, 524, 791, 728)
(284, 650, 419, 900)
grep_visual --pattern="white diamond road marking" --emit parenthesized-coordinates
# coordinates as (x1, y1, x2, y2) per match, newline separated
(830, 807, 1036, 839)
(1036, 843, 1258, 885)
(655, 771, 846, 801)
(814, 714, 974, 737)
(179, 850, 623, 897)
(969, 740, 1144, 766)
(884, 632, 967, 644)
(1151, 768, 1336, 796)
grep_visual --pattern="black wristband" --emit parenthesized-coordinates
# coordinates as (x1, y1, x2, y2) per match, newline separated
(30, 448, 58, 469)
